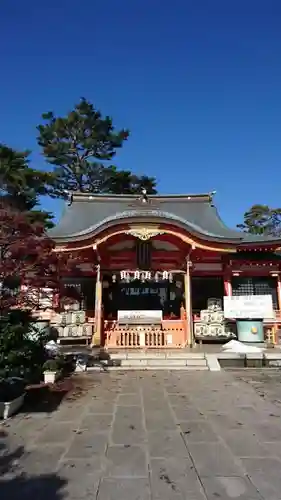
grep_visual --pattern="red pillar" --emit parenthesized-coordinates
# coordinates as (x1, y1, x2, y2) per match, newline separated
(223, 273, 232, 296)
(277, 274, 281, 311)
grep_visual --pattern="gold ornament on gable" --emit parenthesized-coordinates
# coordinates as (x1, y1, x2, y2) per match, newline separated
(125, 226, 165, 241)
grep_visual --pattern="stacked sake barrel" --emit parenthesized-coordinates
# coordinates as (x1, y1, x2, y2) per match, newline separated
(194, 298, 236, 340)
(51, 311, 94, 339)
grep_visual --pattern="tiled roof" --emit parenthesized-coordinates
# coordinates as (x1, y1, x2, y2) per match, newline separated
(48, 193, 281, 245)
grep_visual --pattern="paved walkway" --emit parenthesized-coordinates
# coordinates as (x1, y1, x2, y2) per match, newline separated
(2, 371, 281, 499)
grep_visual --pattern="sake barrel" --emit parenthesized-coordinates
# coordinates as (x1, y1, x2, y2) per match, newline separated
(207, 298, 222, 310)
(194, 322, 208, 337)
(200, 310, 210, 322)
(210, 311, 224, 323)
(207, 323, 224, 337)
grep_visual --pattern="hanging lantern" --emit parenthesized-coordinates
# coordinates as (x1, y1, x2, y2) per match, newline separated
(144, 271, 151, 280)
(154, 272, 159, 282)
(163, 271, 169, 280)
(134, 270, 140, 280)
(169, 273, 173, 283)
(112, 274, 116, 283)
(120, 270, 129, 281)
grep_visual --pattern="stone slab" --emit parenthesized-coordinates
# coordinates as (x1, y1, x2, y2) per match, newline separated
(150, 457, 206, 499)
(105, 445, 148, 478)
(147, 430, 190, 458)
(166, 352, 205, 359)
(87, 365, 209, 371)
(264, 352, 281, 359)
(97, 478, 151, 500)
(117, 394, 141, 405)
(172, 406, 206, 421)
(241, 456, 281, 500)
(126, 351, 165, 359)
(108, 352, 128, 359)
(201, 476, 262, 500)
(85, 400, 116, 414)
(110, 424, 146, 445)
(205, 354, 221, 371)
(187, 442, 245, 476)
(121, 359, 148, 366)
(220, 429, 273, 457)
(6, 369, 281, 499)
(268, 359, 281, 367)
(246, 352, 264, 359)
(65, 431, 109, 458)
(36, 422, 75, 444)
(180, 420, 220, 443)
(218, 352, 246, 359)
(80, 413, 113, 431)
(185, 359, 207, 366)
(146, 358, 187, 366)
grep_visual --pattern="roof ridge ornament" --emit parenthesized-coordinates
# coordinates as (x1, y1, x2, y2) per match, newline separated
(209, 190, 217, 201)
(127, 188, 160, 210)
(140, 188, 148, 204)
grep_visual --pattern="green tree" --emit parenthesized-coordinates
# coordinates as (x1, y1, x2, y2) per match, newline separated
(102, 170, 157, 194)
(0, 310, 49, 382)
(0, 144, 55, 228)
(237, 204, 281, 237)
(37, 98, 157, 196)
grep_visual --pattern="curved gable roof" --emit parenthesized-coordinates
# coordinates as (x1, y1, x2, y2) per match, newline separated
(49, 192, 245, 243)
(48, 192, 281, 246)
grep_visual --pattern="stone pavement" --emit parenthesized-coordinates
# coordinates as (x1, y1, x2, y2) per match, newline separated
(2, 371, 281, 499)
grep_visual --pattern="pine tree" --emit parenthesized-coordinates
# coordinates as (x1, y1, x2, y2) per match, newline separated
(37, 98, 157, 196)
(0, 144, 55, 228)
(237, 204, 281, 237)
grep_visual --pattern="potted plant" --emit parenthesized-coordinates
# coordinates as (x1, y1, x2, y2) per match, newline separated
(0, 377, 26, 420)
(42, 359, 60, 384)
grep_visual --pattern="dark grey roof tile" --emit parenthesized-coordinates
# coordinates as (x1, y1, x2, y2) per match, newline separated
(48, 193, 281, 245)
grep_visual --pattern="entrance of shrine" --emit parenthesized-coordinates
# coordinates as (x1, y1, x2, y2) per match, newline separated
(102, 276, 185, 320)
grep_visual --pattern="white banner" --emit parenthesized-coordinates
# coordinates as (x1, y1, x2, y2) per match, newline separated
(223, 295, 274, 319)
(118, 310, 162, 324)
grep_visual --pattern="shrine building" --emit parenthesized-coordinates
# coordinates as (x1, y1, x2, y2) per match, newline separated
(48, 191, 281, 348)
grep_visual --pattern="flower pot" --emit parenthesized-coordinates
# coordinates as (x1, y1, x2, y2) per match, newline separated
(0, 394, 25, 420)
(43, 371, 58, 384)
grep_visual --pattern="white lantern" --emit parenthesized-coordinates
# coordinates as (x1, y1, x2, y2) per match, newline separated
(134, 270, 140, 280)
(145, 271, 151, 280)
(120, 270, 128, 280)
(163, 271, 169, 280)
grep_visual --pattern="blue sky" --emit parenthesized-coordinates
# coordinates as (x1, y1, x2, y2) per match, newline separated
(1, 0, 281, 227)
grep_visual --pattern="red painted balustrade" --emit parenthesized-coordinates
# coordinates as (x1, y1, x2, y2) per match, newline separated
(103, 320, 186, 349)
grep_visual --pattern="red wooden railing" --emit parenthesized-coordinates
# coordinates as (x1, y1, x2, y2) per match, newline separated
(103, 319, 186, 349)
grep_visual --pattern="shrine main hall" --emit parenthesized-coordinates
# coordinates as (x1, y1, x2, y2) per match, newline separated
(48, 191, 281, 348)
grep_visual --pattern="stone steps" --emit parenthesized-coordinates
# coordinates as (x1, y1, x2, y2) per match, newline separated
(87, 351, 210, 371)
(87, 365, 208, 371)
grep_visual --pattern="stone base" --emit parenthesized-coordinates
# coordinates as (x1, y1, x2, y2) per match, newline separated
(0, 394, 25, 420)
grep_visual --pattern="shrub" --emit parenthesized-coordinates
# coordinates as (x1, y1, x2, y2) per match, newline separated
(0, 310, 50, 383)
(43, 359, 60, 372)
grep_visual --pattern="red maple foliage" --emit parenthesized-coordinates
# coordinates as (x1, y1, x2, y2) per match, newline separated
(0, 203, 59, 312)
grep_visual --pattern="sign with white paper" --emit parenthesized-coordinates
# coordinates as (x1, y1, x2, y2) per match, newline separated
(118, 310, 162, 324)
(223, 295, 274, 319)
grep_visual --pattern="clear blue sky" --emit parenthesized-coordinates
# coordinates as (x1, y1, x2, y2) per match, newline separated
(1, 0, 281, 227)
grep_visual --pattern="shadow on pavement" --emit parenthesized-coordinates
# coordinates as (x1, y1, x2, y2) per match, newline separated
(0, 429, 67, 500)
